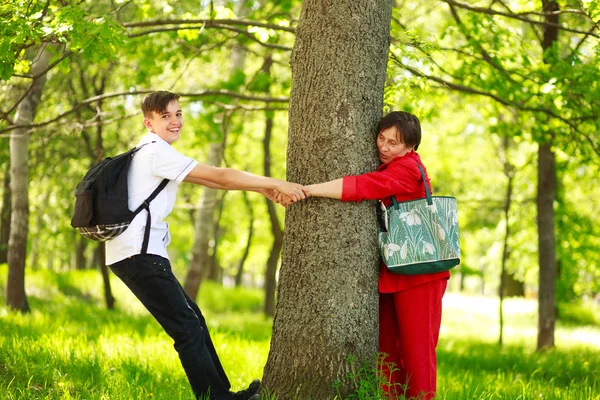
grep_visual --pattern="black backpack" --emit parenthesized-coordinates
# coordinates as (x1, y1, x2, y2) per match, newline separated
(70, 143, 169, 254)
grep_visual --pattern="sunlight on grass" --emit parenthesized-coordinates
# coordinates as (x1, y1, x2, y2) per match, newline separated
(1, 265, 599, 399)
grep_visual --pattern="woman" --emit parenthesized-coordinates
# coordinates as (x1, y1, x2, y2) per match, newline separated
(300, 111, 449, 399)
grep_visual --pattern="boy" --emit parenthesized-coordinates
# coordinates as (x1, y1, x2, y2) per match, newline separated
(106, 91, 307, 399)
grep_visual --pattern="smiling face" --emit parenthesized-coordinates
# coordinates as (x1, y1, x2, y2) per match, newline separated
(376, 126, 413, 164)
(143, 100, 183, 144)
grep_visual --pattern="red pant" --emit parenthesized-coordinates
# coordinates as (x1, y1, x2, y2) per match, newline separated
(379, 279, 447, 399)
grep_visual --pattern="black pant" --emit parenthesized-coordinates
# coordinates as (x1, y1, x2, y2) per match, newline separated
(109, 254, 232, 399)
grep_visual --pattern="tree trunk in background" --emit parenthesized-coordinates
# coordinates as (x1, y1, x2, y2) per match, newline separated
(537, 140, 557, 349)
(207, 191, 227, 282)
(6, 44, 52, 312)
(184, 142, 224, 298)
(499, 138, 514, 346)
(95, 94, 115, 309)
(74, 235, 87, 270)
(0, 168, 10, 264)
(185, 3, 248, 296)
(234, 191, 254, 287)
(263, 115, 283, 317)
(537, 0, 559, 351)
(262, 2, 393, 398)
(502, 271, 524, 297)
(259, 53, 283, 317)
(98, 242, 114, 309)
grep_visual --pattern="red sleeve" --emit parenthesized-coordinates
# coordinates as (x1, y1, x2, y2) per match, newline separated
(341, 160, 425, 202)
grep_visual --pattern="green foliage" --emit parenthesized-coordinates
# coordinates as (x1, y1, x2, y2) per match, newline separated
(558, 301, 600, 327)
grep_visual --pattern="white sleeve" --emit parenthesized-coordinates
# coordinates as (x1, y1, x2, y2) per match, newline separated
(151, 143, 198, 183)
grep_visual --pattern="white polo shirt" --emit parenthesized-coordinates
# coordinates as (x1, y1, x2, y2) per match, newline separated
(105, 132, 197, 265)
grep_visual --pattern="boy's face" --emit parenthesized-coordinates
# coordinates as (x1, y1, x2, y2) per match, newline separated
(143, 100, 183, 144)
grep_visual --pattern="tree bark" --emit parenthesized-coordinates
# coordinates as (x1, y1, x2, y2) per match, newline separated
(537, 0, 559, 351)
(0, 168, 10, 264)
(6, 44, 52, 312)
(262, 1, 393, 398)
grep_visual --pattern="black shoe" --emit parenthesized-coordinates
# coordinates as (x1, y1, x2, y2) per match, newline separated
(232, 379, 261, 400)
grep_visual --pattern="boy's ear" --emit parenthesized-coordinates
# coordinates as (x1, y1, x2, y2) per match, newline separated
(143, 118, 152, 130)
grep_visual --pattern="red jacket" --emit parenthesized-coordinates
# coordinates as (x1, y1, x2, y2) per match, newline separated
(341, 151, 450, 293)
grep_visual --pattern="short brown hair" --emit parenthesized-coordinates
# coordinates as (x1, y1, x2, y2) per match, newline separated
(377, 111, 422, 151)
(141, 91, 180, 117)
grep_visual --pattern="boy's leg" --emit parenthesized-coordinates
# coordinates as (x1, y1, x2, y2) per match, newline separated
(181, 288, 230, 388)
(109, 254, 231, 400)
(393, 279, 447, 400)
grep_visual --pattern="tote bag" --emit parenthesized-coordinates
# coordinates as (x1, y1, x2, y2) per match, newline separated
(376, 163, 461, 275)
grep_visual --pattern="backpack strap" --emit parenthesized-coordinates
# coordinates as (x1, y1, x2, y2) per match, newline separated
(133, 178, 170, 254)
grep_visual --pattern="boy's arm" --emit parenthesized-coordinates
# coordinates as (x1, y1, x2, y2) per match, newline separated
(183, 163, 308, 201)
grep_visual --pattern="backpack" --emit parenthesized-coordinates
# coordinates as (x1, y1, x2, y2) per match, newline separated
(70, 143, 169, 254)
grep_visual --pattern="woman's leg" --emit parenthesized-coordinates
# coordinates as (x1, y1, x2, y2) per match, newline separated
(393, 279, 447, 400)
(379, 293, 404, 399)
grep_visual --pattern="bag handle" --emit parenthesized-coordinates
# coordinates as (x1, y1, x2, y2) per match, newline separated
(390, 161, 432, 210)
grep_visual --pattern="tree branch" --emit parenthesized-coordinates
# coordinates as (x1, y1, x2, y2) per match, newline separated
(0, 89, 289, 134)
(123, 18, 296, 33)
(441, 0, 599, 38)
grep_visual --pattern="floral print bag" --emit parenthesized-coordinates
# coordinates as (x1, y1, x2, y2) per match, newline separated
(376, 163, 461, 275)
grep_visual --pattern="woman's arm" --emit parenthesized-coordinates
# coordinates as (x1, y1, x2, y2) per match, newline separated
(305, 179, 343, 199)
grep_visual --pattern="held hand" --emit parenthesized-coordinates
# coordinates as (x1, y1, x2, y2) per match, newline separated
(275, 181, 309, 203)
(274, 191, 295, 206)
(257, 188, 279, 203)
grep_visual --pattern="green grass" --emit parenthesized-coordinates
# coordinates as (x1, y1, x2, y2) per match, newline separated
(1, 265, 599, 399)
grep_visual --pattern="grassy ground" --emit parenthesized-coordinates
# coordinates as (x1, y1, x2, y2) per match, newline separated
(0, 265, 598, 399)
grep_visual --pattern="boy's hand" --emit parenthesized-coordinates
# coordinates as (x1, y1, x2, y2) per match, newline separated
(274, 181, 309, 203)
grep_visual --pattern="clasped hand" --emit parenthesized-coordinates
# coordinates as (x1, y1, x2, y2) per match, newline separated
(258, 182, 311, 206)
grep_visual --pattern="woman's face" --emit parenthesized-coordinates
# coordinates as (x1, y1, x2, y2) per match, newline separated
(376, 126, 412, 164)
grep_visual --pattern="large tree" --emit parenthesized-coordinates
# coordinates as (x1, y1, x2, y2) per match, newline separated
(262, 1, 393, 398)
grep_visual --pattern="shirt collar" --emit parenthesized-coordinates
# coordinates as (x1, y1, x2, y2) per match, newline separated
(137, 131, 168, 147)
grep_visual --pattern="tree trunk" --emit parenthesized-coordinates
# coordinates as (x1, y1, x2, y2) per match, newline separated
(258, 53, 284, 317)
(74, 234, 87, 270)
(0, 168, 10, 264)
(184, 142, 224, 298)
(537, 0, 559, 351)
(263, 115, 283, 317)
(234, 191, 254, 287)
(6, 44, 52, 312)
(537, 140, 557, 350)
(98, 242, 114, 309)
(262, 2, 393, 398)
(95, 94, 115, 309)
(499, 138, 514, 346)
(207, 191, 227, 282)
